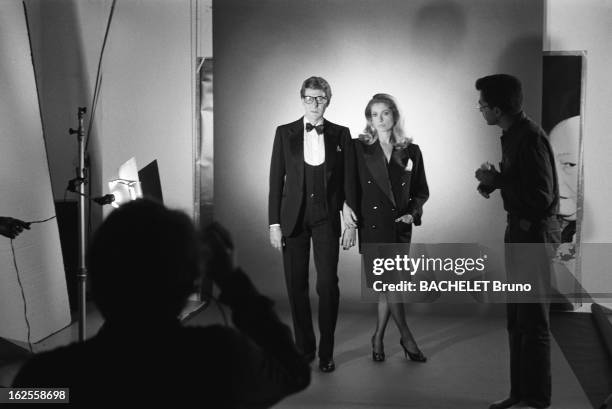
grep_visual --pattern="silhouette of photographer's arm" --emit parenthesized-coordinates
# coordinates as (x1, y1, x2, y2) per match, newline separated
(202, 223, 311, 407)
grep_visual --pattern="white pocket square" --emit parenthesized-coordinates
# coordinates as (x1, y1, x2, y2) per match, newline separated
(336, 145, 342, 152)
(405, 158, 413, 171)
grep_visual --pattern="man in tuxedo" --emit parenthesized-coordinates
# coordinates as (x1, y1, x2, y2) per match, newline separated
(269, 76, 355, 373)
(475, 74, 560, 409)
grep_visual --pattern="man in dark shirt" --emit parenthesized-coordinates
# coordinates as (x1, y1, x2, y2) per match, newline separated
(475, 74, 560, 409)
(14, 200, 310, 407)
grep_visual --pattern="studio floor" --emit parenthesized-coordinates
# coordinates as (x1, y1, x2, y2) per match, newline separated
(189, 302, 592, 409)
(0, 302, 594, 409)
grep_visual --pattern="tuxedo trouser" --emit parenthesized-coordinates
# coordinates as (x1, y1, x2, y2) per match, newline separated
(283, 218, 339, 361)
(504, 216, 560, 408)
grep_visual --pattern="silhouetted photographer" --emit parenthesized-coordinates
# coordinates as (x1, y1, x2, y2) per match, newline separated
(14, 199, 310, 407)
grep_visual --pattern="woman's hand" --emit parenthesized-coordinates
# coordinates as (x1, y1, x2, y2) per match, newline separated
(341, 227, 356, 250)
(395, 214, 414, 224)
(342, 202, 358, 229)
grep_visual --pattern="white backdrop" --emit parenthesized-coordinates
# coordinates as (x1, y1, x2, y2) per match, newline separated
(214, 0, 543, 303)
(0, 1, 70, 343)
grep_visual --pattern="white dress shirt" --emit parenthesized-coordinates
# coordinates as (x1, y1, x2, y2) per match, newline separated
(303, 118, 325, 166)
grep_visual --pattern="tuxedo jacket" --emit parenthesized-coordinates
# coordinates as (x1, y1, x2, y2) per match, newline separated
(269, 117, 354, 237)
(350, 139, 429, 245)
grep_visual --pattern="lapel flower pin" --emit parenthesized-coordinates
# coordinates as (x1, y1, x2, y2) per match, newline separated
(336, 145, 342, 152)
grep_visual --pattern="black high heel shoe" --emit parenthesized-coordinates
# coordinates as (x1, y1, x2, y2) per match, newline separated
(400, 339, 427, 363)
(371, 335, 385, 362)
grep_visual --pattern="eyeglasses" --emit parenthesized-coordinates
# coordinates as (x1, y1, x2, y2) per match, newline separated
(303, 96, 328, 105)
(477, 103, 490, 111)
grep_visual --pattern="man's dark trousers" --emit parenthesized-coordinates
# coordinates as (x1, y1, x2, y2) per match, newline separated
(282, 181, 339, 362)
(504, 215, 560, 408)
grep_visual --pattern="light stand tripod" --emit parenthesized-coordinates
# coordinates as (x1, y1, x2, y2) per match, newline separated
(68, 107, 88, 342)
(66, 108, 116, 342)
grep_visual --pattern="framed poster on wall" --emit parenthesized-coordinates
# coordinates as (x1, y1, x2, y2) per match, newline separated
(542, 51, 586, 307)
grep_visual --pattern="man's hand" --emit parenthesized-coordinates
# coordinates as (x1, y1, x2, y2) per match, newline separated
(341, 227, 356, 250)
(0, 217, 30, 239)
(342, 202, 358, 228)
(395, 214, 414, 224)
(269, 225, 283, 250)
(475, 162, 500, 187)
(477, 183, 495, 199)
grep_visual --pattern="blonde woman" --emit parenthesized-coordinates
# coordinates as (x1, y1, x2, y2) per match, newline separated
(344, 94, 429, 362)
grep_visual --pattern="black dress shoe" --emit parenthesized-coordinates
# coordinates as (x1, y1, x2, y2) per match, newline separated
(319, 358, 335, 373)
(488, 396, 522, 409)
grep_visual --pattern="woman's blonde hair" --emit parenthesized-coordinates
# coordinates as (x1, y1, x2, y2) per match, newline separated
(359, 93, 411, 148)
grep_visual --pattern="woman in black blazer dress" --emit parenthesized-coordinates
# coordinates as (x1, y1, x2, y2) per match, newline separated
(343, 94, 429, 362)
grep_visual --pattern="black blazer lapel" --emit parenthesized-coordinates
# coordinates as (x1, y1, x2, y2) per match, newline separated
(323, 121, 339, 185)
(388, 147, 412, 201)
(362, 141, 396, 207)
(390, 147, 409, 170)
(288, 118, 304, 188)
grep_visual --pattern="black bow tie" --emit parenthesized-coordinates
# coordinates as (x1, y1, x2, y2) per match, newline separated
(305, 123, 324, 134)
